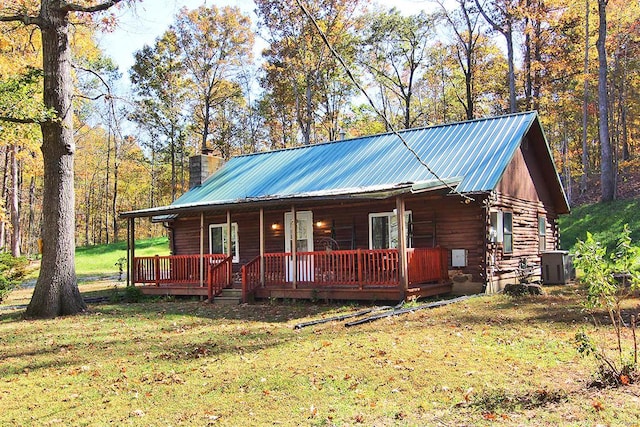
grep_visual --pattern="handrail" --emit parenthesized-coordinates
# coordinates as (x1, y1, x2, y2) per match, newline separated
(208, 256, 233, 300)
(241, 256, 261, 303)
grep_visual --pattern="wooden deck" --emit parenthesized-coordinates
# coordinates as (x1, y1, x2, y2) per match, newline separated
(139, 282, 453, 302)
(252, 282, 453, 301)
(134, 247, 452, 302)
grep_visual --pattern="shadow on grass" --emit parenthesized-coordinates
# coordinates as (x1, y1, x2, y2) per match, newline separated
(0, 300, 370, 378)
(466, 387, 569, 412)
(451, 284, 639, 328)
(92, 298, 355, 324)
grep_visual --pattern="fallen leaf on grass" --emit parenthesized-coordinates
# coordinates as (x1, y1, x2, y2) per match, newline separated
(130, 409, 145, 417)
(308, 405, 318, 418)
(592, 400, 604, 411)
(463, 387, 474, 402)
(395, 412, 407, 420)
(482, 412, 497, 420)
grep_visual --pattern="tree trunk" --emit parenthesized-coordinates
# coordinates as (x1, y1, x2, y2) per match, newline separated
(104, 120, 111, 245)
(0, 148, 9, 250)
(303, 73, 313, 145)
(84, 175, 91, 246)
(505, 27, 516, 113)
(27, 175, 36, 255)
(10, 143, 21, 257)
(464, 53, 473, 120)
(170, 130, 176, 201)
(524, 1, 532, 111)
(112, 137, 119, 242)
(596, 0, 615, 202)
(580, 0, 590, 193)
(26, 1, 86, 318)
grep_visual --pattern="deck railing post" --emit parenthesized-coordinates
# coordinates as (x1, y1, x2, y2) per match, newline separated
(259, 208, 265, 287)
(357, 249, 363, 289)
(241, 265, 247, 303)
(291, 206, 297, 289)
(154, 255, 160, 286)
(208, 264, 213, 301)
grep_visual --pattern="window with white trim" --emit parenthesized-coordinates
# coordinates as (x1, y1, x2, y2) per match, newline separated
(538, 216, 547, 252)
(489, 211, 503, 243)
(209, 223, 239, 263)
(503, 212, 513, 254)
(368, 211, 412, 249)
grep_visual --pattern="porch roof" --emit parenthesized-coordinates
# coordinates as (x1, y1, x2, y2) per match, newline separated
(121, 111, 569, 219)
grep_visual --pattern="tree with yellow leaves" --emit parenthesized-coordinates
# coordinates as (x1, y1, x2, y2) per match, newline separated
(0, 0, 130, 318)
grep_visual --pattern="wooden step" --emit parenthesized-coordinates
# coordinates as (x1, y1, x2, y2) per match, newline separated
(212, 287, 241, 305)
(220, 288, 242, 297)
(212, 296, 241, 305)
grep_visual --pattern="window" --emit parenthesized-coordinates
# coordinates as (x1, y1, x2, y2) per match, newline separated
(538, 216, 547, 252)
(209, 223, 239, 263)
(368, 211, 412, 249)
(489, 211, 503, 243)
(503, 212, 513, 254)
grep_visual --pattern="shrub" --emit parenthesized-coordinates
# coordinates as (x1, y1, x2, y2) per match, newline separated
(574, 224, 640, 386)
(124, 285, 143, 303)
(0, 252, 29, 302)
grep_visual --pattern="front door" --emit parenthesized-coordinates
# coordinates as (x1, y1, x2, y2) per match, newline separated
(284, 211, 314, 282)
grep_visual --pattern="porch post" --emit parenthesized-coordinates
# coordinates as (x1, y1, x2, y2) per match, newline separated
(396, 196, 408, 296)
(131, 218, 135, 286)
(291, 205, 297, 289)
(199, 212, 205, 287)
(227, 210, 233, 285)
(127, 217, 134, 286)
(259, 208, 265, 287)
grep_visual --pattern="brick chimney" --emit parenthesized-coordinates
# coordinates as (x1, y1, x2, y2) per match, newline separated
(189, 149, 224, 189)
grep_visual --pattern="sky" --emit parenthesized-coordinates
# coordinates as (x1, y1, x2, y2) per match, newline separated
(98, 0, 437, 89)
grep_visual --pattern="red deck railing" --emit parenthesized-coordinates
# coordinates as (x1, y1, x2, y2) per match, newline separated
(241, 256, 261, 303)
(134, 254, 228, 285)
(134, 247, 449, 302)
(208, 256, 233, 300)
(242, 248, 447, 300)
(407, 247, 449, 285)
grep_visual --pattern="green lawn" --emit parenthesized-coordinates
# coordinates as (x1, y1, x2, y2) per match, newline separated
(560, 198, 640, 252)
(1, 284, 639, 425)
(74, 236, 170, 278)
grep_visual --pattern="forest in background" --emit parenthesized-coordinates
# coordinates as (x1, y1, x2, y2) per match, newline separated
(0, 0, 638, 256)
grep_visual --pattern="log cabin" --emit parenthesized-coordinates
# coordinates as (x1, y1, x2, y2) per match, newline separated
(120, 111, 570, 303)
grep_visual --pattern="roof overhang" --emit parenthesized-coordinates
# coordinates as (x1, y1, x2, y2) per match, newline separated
(119, 177, 463, 221)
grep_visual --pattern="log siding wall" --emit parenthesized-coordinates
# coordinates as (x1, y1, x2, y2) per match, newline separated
(489, 143, 563, 289)
(168, 194, 486, 279)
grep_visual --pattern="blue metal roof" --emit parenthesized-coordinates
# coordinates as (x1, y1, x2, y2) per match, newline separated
(123, 111, 567, 217)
